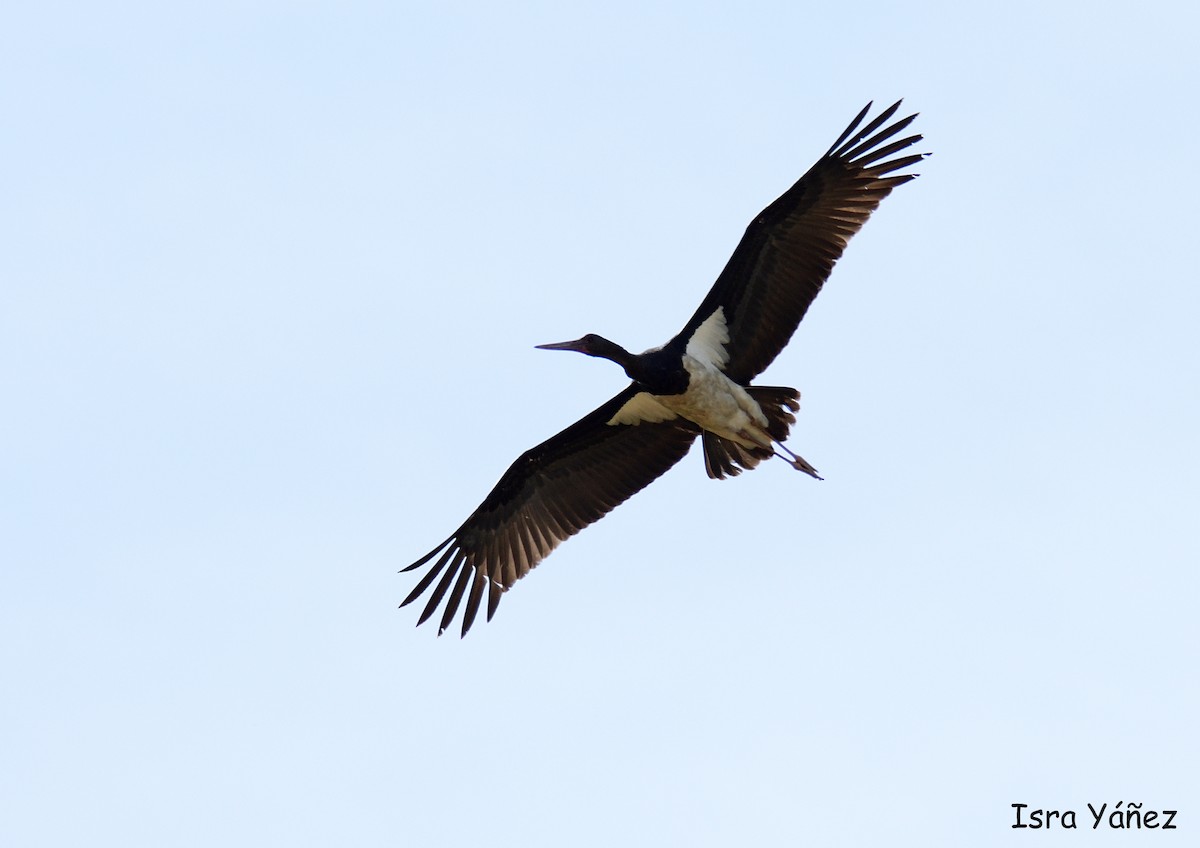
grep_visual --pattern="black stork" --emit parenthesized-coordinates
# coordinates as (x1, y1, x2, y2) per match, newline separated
(403, 100, 927, 636)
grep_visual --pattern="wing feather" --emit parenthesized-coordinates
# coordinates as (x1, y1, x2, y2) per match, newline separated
(678, 100, 927, 382)
(402, 386, 699, 636)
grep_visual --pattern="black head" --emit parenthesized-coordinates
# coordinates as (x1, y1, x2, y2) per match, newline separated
(535, 333, 637, 375)
(536, 333, 677, 391)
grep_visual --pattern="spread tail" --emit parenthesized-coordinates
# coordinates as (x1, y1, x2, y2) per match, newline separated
(701, 386, 820, 480)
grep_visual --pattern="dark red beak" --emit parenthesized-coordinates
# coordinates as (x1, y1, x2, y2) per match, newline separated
(535, 337, 589, 353)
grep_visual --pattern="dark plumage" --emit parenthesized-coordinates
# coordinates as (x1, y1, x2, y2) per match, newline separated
(404, 100, 927, 636)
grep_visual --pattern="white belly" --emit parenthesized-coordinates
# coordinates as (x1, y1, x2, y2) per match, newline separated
(655, 355, 770, 448)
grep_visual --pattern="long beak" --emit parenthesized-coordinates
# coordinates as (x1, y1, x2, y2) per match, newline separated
(534, 338, 588, 352)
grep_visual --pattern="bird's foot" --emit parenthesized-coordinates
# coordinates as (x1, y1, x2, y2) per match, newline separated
(773, 442, 823, 480)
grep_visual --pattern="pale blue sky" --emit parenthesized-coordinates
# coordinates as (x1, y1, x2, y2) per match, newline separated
(3, 2, 1197, 845)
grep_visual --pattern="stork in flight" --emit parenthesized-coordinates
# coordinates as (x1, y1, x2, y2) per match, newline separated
(403, 101, 927, 636)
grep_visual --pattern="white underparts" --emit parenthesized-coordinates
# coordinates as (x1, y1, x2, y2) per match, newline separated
(606, 308, 771, 450)
(607, 372, 771, 452)
(655, 357, 771, 450)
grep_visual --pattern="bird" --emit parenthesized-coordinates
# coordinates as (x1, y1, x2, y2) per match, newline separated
(403, 100, 927, 636)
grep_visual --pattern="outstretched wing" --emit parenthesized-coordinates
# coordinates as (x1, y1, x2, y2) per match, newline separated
(402, 387, 698, 637)
(677, 100, 927, 383)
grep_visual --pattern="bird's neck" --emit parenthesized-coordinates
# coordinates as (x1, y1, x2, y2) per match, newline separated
(589, 336, 638, 372)
(592, 338, 688, 395)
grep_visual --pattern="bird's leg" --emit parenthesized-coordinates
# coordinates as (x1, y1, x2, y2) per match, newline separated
(772, 442, 823, 480)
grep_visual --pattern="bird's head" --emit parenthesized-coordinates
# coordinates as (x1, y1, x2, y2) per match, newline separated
(535, 333, 607, 357)
(536, 333, 637, 373)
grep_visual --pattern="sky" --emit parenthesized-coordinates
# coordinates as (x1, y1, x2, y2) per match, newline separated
(3, 1, 1198, 845)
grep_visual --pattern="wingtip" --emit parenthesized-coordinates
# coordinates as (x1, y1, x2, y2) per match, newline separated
(401, 535, 455, 573)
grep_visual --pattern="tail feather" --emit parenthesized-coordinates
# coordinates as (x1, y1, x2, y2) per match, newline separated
(702, 430, 768, 479)
(701, 386, 815, 480)
(749, 386, 800, 440)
